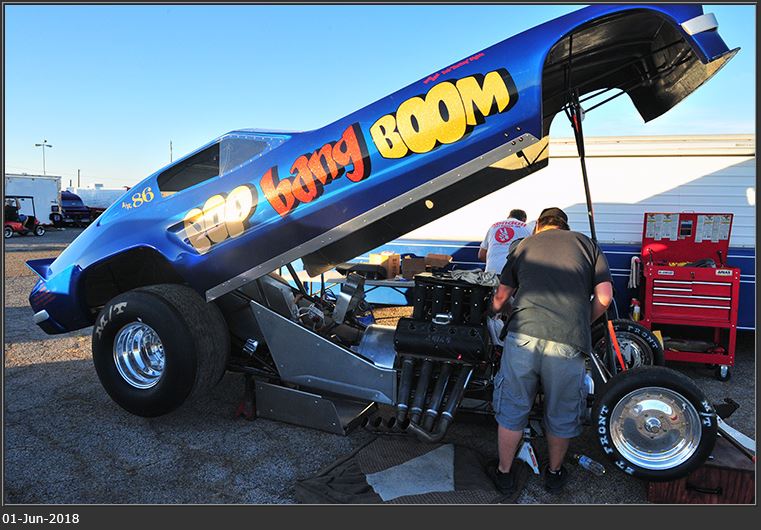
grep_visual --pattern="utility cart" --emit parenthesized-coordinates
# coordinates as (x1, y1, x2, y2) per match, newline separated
(639, 212, 741, 380)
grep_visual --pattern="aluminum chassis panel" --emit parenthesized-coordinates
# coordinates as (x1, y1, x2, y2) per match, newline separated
(255, 380, 376, 435)
(250, 300, 397, 405)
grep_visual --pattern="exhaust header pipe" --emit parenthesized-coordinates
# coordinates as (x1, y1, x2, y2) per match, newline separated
(422, 362, 452, 431)
(395, 356, 415, 424)
(407, 365, 473, 443)
(409, 359, 434, 425)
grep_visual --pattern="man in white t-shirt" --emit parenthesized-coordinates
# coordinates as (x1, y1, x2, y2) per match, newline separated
(478, 209, 531, 273)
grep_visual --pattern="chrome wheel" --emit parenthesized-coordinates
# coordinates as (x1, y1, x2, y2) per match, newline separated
(616, 332, 650, 368)
(610, 386, 702, 470)
(113, 322, 165, 389)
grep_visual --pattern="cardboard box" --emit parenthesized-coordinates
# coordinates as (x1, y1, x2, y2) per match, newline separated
(369, 252, 401, 279)
(425, 253, 452, 270)
(401, 257, 426, 279)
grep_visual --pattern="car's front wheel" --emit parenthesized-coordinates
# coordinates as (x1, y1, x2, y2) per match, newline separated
(34, 225, 45, 236)
(592, 319, 664, 371)
(593, 366, 717, 481)
(92, 284, 229, 417)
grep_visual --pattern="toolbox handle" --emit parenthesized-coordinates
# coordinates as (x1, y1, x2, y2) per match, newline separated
(686, 483, 723, 496)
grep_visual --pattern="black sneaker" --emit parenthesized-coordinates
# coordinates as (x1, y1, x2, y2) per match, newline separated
(543, 465, 569, 493)
(487, 460, 517, 495)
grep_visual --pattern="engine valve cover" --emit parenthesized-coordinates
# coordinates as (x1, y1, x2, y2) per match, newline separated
(394, 318, 488, 363)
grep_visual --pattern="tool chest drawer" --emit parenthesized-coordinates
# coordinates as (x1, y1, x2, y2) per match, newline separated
(645, 267, 739, 325)
(690, 281, 733, 298)
(652, 280, 732, 299)
(650, 299, 731, 323)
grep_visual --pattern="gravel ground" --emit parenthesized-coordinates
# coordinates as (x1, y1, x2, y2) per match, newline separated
(3, 231, 755, 504)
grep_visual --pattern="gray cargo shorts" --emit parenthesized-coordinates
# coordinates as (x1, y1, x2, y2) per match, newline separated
(492, 331, 587, 438)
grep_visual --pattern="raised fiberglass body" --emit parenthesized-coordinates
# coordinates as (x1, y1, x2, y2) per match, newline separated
(29, 4, 736, 334)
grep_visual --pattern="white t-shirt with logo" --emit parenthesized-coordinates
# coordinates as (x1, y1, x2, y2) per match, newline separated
(480, 218, 531, 274)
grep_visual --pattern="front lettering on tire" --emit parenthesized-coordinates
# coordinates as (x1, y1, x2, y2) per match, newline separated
(597, 404, 614, 455)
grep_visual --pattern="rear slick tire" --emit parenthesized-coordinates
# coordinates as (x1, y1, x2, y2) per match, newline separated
(592, 366, 717, 482)
(92, 284, 229, 417)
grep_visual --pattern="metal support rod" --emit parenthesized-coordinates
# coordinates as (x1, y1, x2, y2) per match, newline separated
(586, 350, 612, 385)
(285, 262, 310, 300)
(565, 89, 597, 242)
(564, 84, 617, 372)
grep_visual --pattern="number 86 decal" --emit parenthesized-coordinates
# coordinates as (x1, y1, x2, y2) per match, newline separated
(183, 185, 258, 253)
(121, 186, 155, 210)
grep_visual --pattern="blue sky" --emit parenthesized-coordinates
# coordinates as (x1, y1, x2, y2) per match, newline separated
(4, 4, 755, 188)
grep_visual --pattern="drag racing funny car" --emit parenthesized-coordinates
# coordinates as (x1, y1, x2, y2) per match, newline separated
(28, 4, 748, 480)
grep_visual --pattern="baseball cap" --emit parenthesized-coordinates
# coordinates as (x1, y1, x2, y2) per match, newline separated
(538, 207, 568, 223)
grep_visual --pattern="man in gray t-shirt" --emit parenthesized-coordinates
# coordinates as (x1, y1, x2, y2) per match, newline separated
(487, 207, 613, 494)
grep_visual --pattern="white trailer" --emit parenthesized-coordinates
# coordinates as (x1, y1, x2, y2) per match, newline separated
(4, 173, 62, 225)
(66, 185, 128, 210)
(395, 134, 756, 329)
(405, 134, 756, 247)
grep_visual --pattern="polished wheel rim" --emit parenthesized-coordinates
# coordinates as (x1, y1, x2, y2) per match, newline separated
(616, 332, 651, 368)
(113, 322, 165, 389)
(610, 386, 701, 470)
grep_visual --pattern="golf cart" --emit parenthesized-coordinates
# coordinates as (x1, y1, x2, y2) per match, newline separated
(27, 4, 752, 481)
(4, 196, 46, 238)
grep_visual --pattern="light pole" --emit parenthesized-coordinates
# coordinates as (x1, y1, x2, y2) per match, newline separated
(34, 139, 53, 175)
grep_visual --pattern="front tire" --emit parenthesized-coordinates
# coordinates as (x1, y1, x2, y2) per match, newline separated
(92, 284, 229, 417)
(592, 319, 664, 371)
(4, 226, 13, 239)
(34, 225, 45, 236)
(593, 366, 717, 481)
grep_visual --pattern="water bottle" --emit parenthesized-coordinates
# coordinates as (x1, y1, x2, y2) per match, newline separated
(572, 453, 606, 476)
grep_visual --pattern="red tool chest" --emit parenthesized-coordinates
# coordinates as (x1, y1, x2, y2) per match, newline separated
(639, 213, 740, 380)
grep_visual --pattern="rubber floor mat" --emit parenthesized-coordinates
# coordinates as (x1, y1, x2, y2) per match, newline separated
(295, 436, 529, 504)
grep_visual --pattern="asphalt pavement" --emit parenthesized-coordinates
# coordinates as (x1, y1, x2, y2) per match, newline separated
(3, 229, 756, 504)
(4, 226, 84, 253)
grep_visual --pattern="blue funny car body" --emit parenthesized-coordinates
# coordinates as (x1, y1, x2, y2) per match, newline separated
(29, 4, 736, 335)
